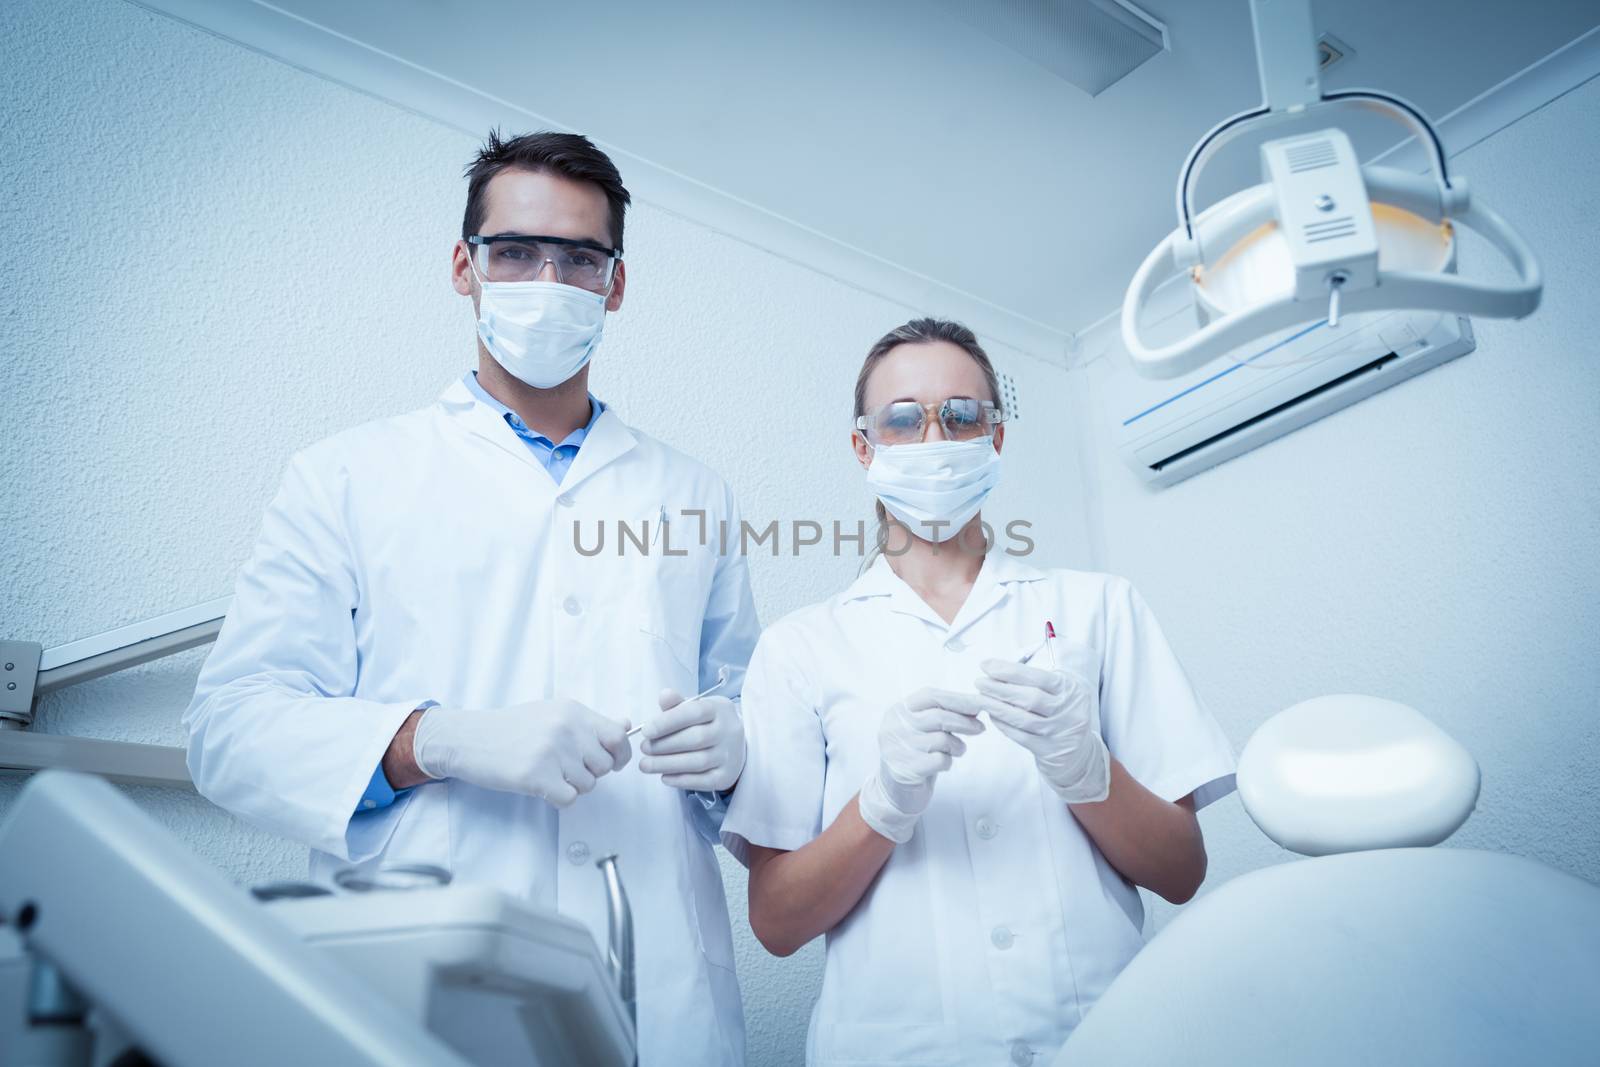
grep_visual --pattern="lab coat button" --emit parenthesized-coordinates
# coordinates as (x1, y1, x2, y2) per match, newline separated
(563, 596, 581, 616)
(1010, 1040, 1034, 1065)
(566, 841, 590, 865)
(944, 636, 965, 652)
(556, 493, 575, 507)
(975, 817, 997, 840)
(991, 926, 1014, 950)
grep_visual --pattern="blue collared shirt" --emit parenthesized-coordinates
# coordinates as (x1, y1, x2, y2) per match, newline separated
(462, 370, 604, 485)
(356, 372, 604, 812)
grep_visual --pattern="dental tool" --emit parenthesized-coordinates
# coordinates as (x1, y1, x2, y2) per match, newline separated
(626, 665, 731, 738)
(1018, 622, 1060, 667)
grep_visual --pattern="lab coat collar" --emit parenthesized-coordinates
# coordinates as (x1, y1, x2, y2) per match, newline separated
(841, 550, 1048, 634)
(842, 551, 1047, 601)
(558, 406, 636, 493)
(436, 377, 637, 488)
(977, 552, 1050, 585)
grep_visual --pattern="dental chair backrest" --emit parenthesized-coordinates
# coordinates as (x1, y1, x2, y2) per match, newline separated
(1055, 847, 1600, 1066)
(1054, 695, 1600, 1066)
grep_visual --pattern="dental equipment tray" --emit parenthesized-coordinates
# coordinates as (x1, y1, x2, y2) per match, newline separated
(265, 884, 635, 1067)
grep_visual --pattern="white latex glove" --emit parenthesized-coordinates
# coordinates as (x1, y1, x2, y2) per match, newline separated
(858, 688, 987, 843)
(639, 690, 746, 793)
(412, 700, 632, 807)
(976, 659, 1111, 804)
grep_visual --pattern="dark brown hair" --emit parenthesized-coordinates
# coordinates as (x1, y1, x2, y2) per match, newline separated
(462, 130, 632, 251)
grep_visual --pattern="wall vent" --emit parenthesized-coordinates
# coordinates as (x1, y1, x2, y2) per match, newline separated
(999, 371, 1021, 421)
(943, 0, 1168, 97)
(1316, 33, 1355, 71)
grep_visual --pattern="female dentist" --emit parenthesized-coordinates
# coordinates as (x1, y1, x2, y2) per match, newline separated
(721, 319, 1237, 1066)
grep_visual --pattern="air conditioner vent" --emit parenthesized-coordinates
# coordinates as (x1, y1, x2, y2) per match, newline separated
(1150, 351, 1399, 472)
(1113, 311, 1475, 489)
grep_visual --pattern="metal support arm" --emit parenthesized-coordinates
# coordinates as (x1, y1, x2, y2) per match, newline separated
(1, 597, 230, 788)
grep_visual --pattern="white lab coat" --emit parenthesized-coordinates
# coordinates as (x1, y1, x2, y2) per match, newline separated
(721, 553, 1236, 1067)
(185, 377, 760, 1066)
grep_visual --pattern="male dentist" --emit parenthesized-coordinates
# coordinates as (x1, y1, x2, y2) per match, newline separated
(185, 131, 758, 1065)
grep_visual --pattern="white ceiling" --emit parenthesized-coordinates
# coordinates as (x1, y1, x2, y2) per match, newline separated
(194, 0, 1599, 343)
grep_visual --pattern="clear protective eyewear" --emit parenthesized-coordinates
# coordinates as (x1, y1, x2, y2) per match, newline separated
(855, 397, 1005, 446)
(467, 233, 621, 293)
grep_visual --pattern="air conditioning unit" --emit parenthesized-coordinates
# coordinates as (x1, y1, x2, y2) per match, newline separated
(1112, 309, 1473, 488)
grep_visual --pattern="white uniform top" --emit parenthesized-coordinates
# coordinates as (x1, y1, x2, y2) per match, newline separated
(722, 553, 1236, 1067)
(185, 378, 760, 1067)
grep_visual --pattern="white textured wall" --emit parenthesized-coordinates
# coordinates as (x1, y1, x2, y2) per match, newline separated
(0, 2, 1086, 1063)
(1071, 74, 1600, 931)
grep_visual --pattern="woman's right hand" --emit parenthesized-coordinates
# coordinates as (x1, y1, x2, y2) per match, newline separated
(857, 688, 986, 843)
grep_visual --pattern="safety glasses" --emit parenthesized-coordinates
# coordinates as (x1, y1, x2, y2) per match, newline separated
(467, 233, 621, 292)
(855, 397, 1004, 446)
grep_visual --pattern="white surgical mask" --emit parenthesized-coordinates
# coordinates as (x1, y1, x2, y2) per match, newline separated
(866, 438, 1001, 543)
(472, 263, 607, 389)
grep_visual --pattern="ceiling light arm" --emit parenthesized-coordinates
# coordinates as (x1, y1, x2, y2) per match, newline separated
(1172, 0, 1458, 250)
(1251, 0, 1322, 111)
(1322, 88, 1454, 190)
(1176, 91, 1457, 253)
(1175, 105, 1271, 243)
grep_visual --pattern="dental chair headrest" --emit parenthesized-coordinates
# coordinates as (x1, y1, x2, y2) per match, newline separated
(1237, 694, 1480, 856)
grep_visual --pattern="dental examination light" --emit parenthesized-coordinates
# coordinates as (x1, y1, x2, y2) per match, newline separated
(1120, 0, 1542, 380)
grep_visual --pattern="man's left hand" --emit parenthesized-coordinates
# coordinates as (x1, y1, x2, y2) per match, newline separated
(638, 690, 746, 793)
